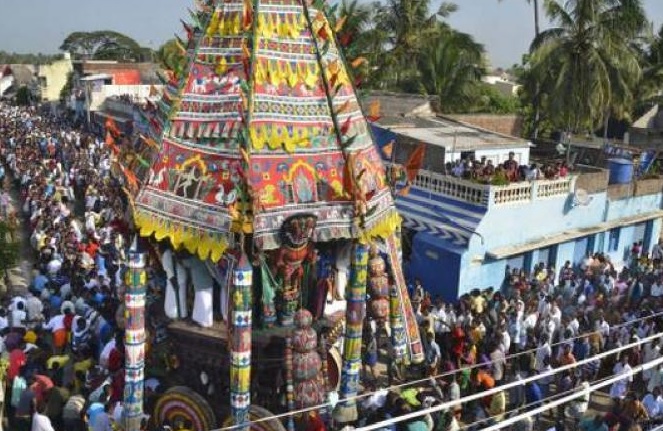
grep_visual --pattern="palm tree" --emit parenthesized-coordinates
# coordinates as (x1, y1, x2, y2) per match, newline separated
(499, 0, 541, 36)
(375, 0, 458, 88)
(418, 25, 486, 112)
(529, 0, 646, 137)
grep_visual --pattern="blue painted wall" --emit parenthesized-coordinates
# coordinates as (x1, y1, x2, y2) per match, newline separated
(411, 183, 663, 297)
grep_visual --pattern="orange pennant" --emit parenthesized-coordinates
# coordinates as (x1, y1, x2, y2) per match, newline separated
(335, 100, 351, 115)
(405, 144, 426, 182)
(367, 100, 381, 122)
(351, 57, 367, 68)
(382, 141, 394, 159)
(334, 15, 347, 33)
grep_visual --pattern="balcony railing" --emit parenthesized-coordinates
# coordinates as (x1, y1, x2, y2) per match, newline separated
(411, 170, 490, 205)
(403, 166, 575, 207)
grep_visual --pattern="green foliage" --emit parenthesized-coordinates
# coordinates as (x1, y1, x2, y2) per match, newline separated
(59, 72, 75, 104)
(15, 87, 32, 106)
(417, 25, 486, 113)
(60, 31, 151, 62)
(0, 51, 62, 65)
(473, 83, 521, 114)
(156, 39, 187, 80)
(0, 221, 19, 278)
(528, 0, 646, 133)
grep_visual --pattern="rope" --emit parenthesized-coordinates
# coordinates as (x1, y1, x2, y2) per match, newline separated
(215, 324, 663, 431)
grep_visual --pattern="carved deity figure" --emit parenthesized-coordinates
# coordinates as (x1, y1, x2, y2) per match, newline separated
(368, 245, 390, 324)
(291, 310, 325, 409)
(274, 214, 317, 326)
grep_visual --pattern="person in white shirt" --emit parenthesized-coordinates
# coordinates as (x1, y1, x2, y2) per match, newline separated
(535, 337, 552, 372)
(652, 281, 663, 298)
(10, 301, 27, 331)
(609, 355, 633, 400)
(642, 387, 662, 419)
(0, 309, 9, 332)
(32, 408, 56, 431)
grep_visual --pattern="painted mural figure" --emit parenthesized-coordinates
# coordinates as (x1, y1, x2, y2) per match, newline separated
(273, 214, 317, 326)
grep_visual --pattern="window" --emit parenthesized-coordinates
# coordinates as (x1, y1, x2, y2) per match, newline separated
(609, 228, 620, 252)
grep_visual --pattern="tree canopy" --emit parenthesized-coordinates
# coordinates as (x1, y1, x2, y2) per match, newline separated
(526, 0, 647, 134)
(0, 51, 61, 65)
(60, 31, 151, 62)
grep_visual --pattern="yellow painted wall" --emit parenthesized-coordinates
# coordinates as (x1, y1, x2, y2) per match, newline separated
(38, 55, 73, 102)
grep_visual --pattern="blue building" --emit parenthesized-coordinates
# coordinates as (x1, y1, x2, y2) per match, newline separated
(368, 95, 663, 300)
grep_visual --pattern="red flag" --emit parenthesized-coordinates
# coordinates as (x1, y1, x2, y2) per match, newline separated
(105, 117, 121, 137)
(105, 133, 119, 155)
(405, 144, 426, 182)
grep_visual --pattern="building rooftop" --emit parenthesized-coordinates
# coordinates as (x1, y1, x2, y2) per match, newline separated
(392, 118, 530, 151)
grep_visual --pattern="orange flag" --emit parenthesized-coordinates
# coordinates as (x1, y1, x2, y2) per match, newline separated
(367, 100, 381, 122)
(405, 144, 426, 182)
(149, 85, 158, 97)
(105, 117, 120, 137)
(105, 133, 119, 155)
(381, 140, 394, 159)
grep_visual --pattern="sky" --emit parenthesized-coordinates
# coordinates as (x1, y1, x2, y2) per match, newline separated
(0, 0, 663, 67)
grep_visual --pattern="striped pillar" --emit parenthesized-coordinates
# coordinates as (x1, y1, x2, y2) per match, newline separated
(389, 282, 407, 364)
(230, 252, 253, 431)
(335, 243, 369, 423)
(285, 337, 295, 431)
(124, 238, 147, 431)
(386, 233, 425, 364)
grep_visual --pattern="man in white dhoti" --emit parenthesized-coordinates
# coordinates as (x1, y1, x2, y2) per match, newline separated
(183, 257, 215, 328)
(160, 246, 189, 320)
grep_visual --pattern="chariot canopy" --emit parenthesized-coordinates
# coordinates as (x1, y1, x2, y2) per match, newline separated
(133, 0, 401, 262)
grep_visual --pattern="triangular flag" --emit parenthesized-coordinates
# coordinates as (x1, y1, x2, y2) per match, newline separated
(405, 144, 426, 182)
(398, 185, 411, 196)
(367, 100, 381, 122)
(382, 141, 394, 159)
(149, 85, 158, 97)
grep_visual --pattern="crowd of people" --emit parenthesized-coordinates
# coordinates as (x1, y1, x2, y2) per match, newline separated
(0, 100, 661, 431)
(0, 102, 149, 431)
(446, 151, 570, 185)
(352, 249, 663, 431)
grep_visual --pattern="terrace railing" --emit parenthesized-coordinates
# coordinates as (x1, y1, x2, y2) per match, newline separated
(395, 164, 575, 207)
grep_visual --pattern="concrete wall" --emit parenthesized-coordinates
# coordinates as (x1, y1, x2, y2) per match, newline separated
(38, 57, 73, 102)
(451, 187, 663, 296)
(446, 114, 524, 138)
(474, 191, 606, 251)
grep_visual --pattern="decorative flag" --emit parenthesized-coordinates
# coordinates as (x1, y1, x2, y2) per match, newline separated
(405, 144, 426, 182)
(381, 140, 394, 160)
(105, 118, 121, 137)
(149, 85, 159, 98)
(105, 133, 120, 155)
(367, 100, 381, 122)
(334, 16, 347, 33)
(351, 57, 367, 69)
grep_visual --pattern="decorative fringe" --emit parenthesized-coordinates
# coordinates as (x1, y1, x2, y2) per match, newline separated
(133, 210, 231, 262)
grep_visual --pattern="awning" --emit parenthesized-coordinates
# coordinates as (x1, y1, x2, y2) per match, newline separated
(486, 210, 663, 259)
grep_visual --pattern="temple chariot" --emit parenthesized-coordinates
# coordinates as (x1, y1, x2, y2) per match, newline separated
(118, 0, 424, 429)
